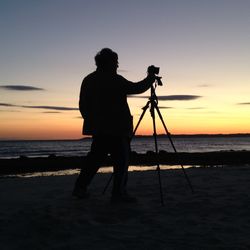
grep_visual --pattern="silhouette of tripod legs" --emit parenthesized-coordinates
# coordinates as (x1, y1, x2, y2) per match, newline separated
(103, 90, 194, 205)
(132, 97, 194, 204)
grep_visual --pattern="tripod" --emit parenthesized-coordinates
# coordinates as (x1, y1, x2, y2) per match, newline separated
(103, 81, 194, 205)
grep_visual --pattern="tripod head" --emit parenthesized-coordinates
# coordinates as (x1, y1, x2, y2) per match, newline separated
(155, 76, 163, 86)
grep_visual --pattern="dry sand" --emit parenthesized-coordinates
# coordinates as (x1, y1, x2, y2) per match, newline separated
(1, 166, 250, 249)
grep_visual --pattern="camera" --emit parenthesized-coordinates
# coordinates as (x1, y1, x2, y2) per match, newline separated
(148, 65, 163, 86)
(148, 65, 160, 75)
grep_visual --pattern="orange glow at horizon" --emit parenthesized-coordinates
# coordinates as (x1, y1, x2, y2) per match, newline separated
(1, 120, 250, 140)
(0, 108, 250, 140)
(0, 112, 83, 140)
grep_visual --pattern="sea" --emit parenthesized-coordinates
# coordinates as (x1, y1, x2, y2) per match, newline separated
(1, 135, 250, 159)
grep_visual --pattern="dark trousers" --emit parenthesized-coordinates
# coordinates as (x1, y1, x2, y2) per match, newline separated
(74, 135, 130, 195)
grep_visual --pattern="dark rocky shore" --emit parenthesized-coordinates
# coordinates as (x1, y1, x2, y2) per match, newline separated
(1, 150, 250, 175)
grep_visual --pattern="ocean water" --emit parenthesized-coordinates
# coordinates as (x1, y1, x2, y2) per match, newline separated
(1, 135, 250, 159)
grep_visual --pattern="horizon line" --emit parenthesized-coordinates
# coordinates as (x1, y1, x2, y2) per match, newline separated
(1, 133, 250, 141)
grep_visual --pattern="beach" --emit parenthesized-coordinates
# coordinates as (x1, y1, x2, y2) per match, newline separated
(1, 165, 250, 249)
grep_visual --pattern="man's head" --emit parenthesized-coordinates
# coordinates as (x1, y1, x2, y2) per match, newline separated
(95, 48, 118, 73)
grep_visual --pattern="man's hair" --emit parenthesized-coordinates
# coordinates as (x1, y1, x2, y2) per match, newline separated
(95, 48, 118, 69)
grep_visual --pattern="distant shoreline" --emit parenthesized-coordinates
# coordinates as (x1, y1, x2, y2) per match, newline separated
(1, 133, 250, 142)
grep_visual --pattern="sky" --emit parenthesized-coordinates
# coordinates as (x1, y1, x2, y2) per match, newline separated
(0, 0, 250, 140)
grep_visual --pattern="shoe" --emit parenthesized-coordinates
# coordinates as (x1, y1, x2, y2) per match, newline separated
(72, 188, 90, 199)
(110, 194, 137, 204)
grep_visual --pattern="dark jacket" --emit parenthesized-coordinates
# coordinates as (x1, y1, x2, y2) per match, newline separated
(79, 70, 154, 136)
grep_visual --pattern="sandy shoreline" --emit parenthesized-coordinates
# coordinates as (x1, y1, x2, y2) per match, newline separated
(1, 166, 250, 249)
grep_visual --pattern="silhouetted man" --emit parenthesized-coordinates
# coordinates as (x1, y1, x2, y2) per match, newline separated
(73, 48, 156, 203)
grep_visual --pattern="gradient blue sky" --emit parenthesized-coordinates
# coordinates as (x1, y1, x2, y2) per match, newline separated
(0, 0, 250, 139)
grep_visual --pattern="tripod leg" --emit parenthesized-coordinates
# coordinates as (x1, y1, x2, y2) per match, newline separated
(132, 101, 150, 138)
(154, 105, 194, 193)
(151, 106, 165, 206)
(102, 101, 150, 195)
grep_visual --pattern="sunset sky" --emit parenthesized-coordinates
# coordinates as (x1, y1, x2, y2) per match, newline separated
(0, 0, 250, 140)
